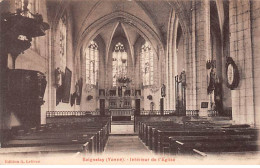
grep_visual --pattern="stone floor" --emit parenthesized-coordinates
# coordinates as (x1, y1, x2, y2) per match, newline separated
(110, 121, 135, 134)
(103, 135, 153, 156)
(111, 125, 135, 134)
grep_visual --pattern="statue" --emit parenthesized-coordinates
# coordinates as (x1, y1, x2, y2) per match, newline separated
(161, 84, 166, 97)
(207, 68, 216, 94)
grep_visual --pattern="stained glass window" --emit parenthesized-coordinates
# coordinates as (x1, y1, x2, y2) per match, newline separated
(112, 42, 127, 87)
(59, 15, 67, 72)
(141, 42, 154, 86)
(86, 41, 99, 85)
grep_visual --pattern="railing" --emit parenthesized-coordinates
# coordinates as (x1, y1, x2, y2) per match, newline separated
(186, 110, 199, 116)
(140, 110, 160, 115)
(47, 109, 230, 118)
(140, 110, 177, 116)
(224, 109, 232, 119)
(105, 110, 111, 116)
(207, 110, 218, 117)
(46, 111, 99, 118)
(140, 110, 200, 116)
(108, 105, 132, 109)
(207, 109, 232, 119)
(164, 110, 177, 115)
(109, 109, 134, 116)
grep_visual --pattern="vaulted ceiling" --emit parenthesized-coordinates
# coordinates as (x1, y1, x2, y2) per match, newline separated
(69, 0, 192, 53)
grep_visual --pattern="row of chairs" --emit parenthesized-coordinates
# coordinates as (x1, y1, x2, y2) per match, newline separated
(138, 120, 259, 158)
(0, 120, 111, 156)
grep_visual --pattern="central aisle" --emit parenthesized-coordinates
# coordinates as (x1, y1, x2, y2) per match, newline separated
(103, 135, 154, 155)
(111, 121, 134, 134)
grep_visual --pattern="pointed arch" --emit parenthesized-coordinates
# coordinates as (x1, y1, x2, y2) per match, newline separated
(121, 23, 134, 65)
(74, 11, 164, 67)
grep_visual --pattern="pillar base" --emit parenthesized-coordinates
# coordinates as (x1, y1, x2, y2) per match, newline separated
(199, 108, 208, 117)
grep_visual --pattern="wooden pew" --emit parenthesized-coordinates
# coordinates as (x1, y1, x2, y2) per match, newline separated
(11, 128, 106, 152)
(0, 143, 91, 155)
(139, 121, 180, 143)
(139, 120, 217, 147)
(156, 128, 258, 154)
(172, 138, 259, 157)
(1, 120, 111, 155)
(8, 131, 100, 153)
(138, 120, 258, 156)
(168, 135, 257, 155)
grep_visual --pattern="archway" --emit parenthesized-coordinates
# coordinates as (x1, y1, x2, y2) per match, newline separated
(207, 0, 231, 117)
(174, 24, 187, 116)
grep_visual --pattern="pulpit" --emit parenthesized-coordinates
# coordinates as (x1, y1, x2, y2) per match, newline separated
(7, 69, 47, 128)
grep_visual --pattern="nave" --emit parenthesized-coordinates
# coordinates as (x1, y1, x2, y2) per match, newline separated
(0, 115, 259, 163)
(1, 0, 260, 164)
(104, 135, 152, 155)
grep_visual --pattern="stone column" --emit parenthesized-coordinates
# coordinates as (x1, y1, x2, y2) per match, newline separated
(165, 11, 174, 110)
(251, 0, 260, 128)
(195, 0, 211, 116)
(186, 1, 197, 111)
(229, 0, 255, 125)
(172, 17, 179, 111)
(191, 0, 197, 111)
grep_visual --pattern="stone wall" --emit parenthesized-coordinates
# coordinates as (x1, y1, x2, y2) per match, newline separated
(251, 0, 260, 127)
(142, 88, 161, 110)
(229, 0, 255, 125)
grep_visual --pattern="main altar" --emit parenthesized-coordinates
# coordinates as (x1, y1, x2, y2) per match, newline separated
(98, 86, 142, 121)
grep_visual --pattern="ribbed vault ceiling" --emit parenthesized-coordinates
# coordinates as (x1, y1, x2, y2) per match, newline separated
(70, 0, 191, 49)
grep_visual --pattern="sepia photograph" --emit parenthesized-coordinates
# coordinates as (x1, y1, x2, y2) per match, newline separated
(0, 0, 259, 165)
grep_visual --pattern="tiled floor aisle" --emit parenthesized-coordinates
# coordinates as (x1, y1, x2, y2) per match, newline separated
(103, 136, 153, 156)
(111, 125, 134, 134)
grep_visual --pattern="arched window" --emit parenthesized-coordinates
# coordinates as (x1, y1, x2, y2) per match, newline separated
(112, 42, 127, 87)
(59, 14, 67, 72)
(141, 42, 154, 86)
(85, 41, 99, 85)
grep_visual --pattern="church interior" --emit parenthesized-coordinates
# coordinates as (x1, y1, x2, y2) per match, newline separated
(0, 0, 260, 162)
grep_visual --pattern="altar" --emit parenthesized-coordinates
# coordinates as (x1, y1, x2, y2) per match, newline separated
(109, 109, 134, 121)
(98, 87, 141, 121)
